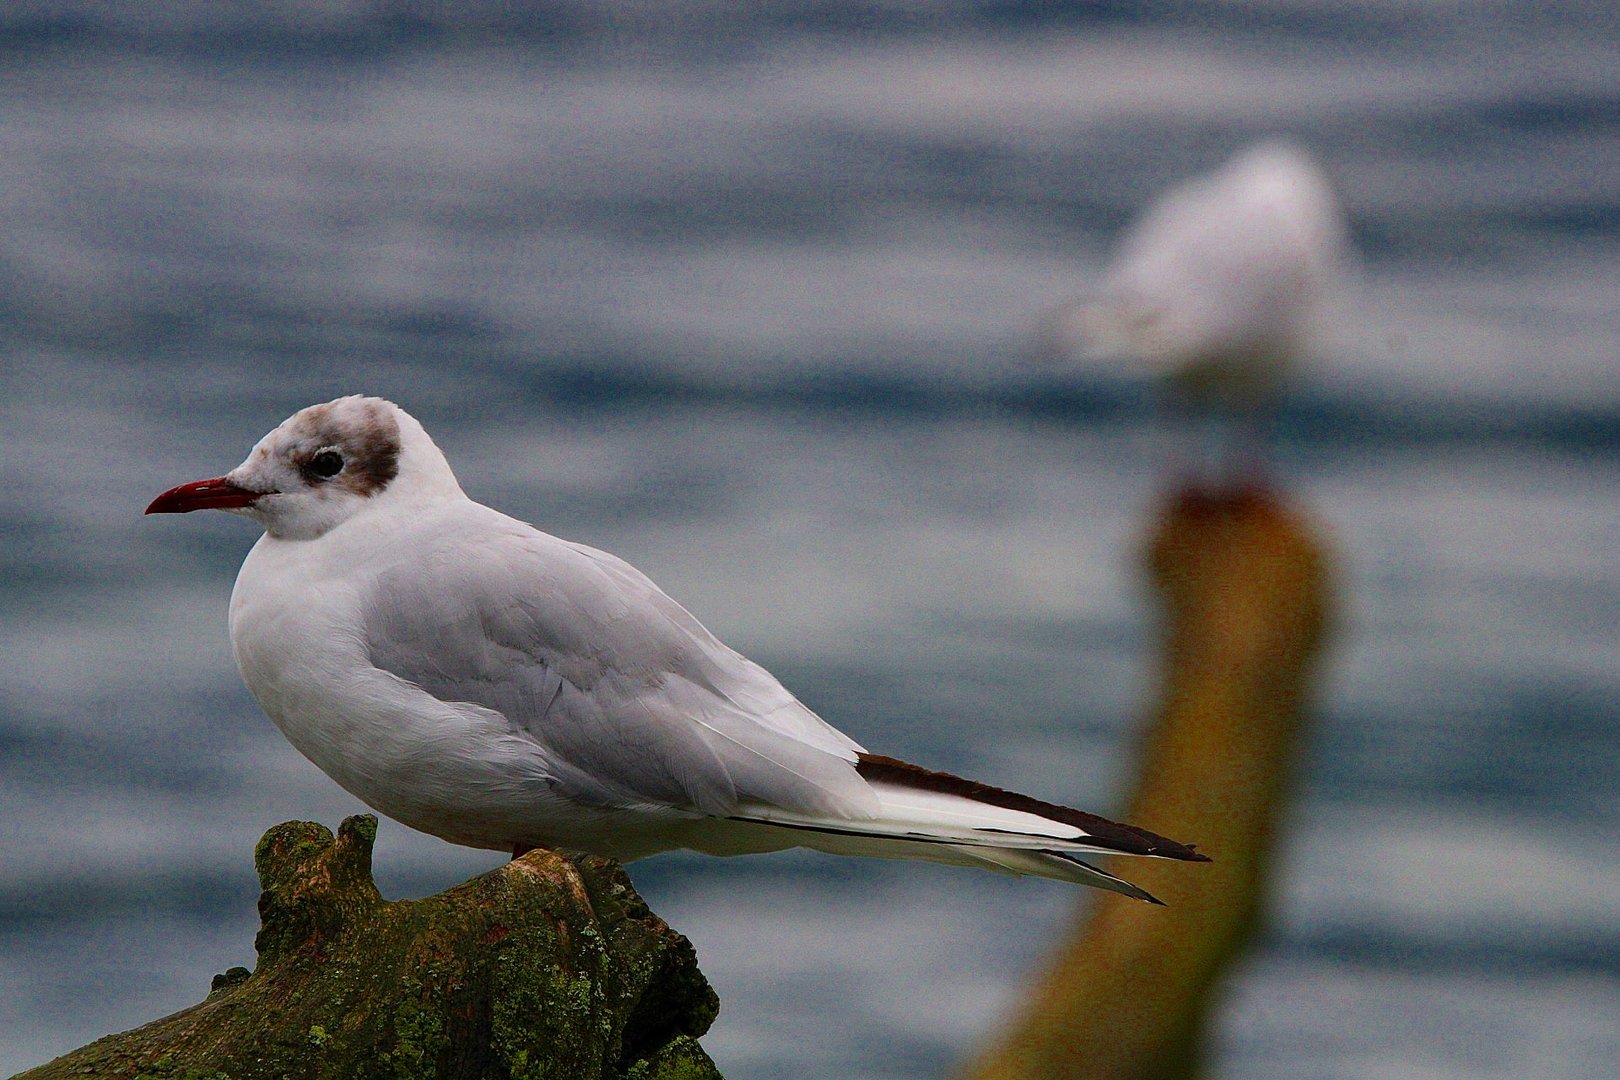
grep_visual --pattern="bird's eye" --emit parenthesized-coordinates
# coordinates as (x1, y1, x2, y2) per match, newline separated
(309, 450, 344, 479)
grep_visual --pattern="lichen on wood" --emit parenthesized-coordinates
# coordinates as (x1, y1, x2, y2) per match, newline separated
(16, 815, 723, 1080)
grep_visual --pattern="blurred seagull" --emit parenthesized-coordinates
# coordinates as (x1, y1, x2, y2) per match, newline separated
(147, 396, 1207, 902)
(1047, 140, 1351, 487)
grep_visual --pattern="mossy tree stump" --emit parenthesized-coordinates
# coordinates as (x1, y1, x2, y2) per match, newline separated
(16, 816, 723, 1080)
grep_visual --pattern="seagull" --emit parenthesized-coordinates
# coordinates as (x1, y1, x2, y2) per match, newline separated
(1047, 140, 1351, 488)
(147, 396, 1207, 902)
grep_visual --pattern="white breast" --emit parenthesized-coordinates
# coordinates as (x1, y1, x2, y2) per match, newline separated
(227, 531, 590, 852)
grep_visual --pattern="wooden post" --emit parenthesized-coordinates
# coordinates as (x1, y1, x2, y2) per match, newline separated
(16, 816, 725, 1080)
(965, 489, 1333, 1080)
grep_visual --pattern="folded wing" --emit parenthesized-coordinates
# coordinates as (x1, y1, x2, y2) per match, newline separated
(360, 507, 877, 820)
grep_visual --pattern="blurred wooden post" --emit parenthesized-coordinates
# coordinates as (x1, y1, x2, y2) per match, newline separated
(964, 489, 1333, 1080)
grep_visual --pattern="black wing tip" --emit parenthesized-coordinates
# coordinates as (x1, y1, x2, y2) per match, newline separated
(1143, 838, 1214, 863)
(855, 752, 1211, 862)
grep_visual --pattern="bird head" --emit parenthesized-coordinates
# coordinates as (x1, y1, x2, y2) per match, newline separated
(146, 396, 460, 541)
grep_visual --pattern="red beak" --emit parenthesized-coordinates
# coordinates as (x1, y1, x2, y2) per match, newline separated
(145, 477, 263, 515)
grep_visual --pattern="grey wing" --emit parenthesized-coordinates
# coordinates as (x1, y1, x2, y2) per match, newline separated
(361, 513, 877, 820)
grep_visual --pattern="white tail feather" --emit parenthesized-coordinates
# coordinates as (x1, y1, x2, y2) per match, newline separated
(724, 772, 1202, 902)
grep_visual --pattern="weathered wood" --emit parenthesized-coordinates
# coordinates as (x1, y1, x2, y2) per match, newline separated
(964, 488, 1334, 1080)
(16, 815, 723, 1080)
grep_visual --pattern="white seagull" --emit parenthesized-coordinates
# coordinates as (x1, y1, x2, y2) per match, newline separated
(1063, 139, 1351, 412)
(148, 396, 1207, 902)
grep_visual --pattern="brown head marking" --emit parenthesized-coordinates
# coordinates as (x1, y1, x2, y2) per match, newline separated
(290, 399, 401, 497)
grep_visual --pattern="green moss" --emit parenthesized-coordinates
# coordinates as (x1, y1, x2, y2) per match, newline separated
(383, 995, 450, 1079)
(492, 955, 606, 1079)
(625, 1036, 724, 1080)
(253, 821, 334, 885)
(339, 814, 378, 848)
(132, 1056, 232, 1080)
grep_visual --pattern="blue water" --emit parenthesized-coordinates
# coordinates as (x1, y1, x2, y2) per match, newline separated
(3, 5, 1619, 1077)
